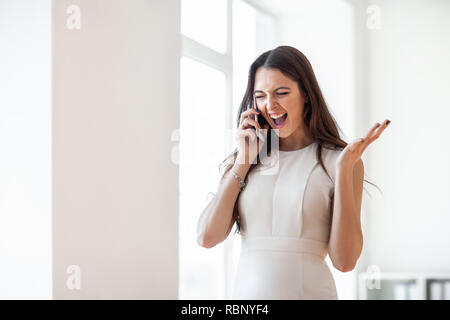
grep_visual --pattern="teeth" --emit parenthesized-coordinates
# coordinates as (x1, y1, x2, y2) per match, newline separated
(270, 113, 286, 119)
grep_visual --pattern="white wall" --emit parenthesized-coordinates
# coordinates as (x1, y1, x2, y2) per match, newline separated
(52, 0, 180, 299)
(0, 0, 52, 299)
(276, 2, 356, 141)
(361, 0, 450, 273)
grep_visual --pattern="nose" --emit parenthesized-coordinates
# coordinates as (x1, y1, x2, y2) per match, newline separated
(265, 94, 281, 112)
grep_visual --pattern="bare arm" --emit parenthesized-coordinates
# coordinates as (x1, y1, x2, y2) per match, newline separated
(328, 159, 364, 272)
(197, 105, 265, 248)
(328, 120, 389, 271)
(197, 159, 251, 248)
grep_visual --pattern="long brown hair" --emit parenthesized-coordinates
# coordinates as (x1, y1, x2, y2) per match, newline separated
(217, 45, 379, 234)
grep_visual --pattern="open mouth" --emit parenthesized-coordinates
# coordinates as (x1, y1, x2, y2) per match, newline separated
(270, 113, 288, 128)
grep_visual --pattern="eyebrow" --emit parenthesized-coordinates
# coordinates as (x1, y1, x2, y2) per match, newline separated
(253, 86, 291, 94)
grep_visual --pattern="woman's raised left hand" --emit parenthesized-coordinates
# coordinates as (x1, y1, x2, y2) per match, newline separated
(336, 119, 391, 170)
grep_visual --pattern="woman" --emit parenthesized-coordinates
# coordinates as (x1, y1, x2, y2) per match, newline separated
(196, 45, 389, 299)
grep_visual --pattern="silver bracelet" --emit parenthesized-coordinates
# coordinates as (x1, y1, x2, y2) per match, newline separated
(230, 169, 246, 191)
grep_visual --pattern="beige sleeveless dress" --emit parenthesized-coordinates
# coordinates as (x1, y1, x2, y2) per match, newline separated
(231, 141, 341, 300)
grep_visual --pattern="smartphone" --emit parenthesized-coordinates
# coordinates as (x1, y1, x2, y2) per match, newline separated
(251, 95, 268, 140)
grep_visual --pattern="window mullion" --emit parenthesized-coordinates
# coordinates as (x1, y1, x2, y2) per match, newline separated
(181, 36, 231, 75)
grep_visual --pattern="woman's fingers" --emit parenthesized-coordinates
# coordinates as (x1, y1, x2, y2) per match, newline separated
(237, 128, 257, 142)
(241, 117, 261, 129)
(239, 109, 260, 127)
(366, 120, 389, 142)
(364, 122, 381, 141)
(359, 119, 390, 153)
(240, 117, 263, 141)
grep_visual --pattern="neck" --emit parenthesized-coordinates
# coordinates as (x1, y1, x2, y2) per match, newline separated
(278, 126, 314, 151)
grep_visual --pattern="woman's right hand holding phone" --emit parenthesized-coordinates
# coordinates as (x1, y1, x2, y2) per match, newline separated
(235, 108, 268, 165)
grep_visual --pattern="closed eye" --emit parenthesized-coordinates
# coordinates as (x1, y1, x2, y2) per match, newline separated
(255, 92, 289, 99)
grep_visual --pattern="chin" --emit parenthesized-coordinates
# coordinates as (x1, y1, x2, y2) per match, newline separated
(274, 127, 291, 139)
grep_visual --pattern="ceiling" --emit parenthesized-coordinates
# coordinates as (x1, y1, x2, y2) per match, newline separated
(243, 0, 352, 18)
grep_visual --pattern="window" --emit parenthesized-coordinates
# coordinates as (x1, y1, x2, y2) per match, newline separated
(179, 57, 227, 299)
(181, 0, 228, 54)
